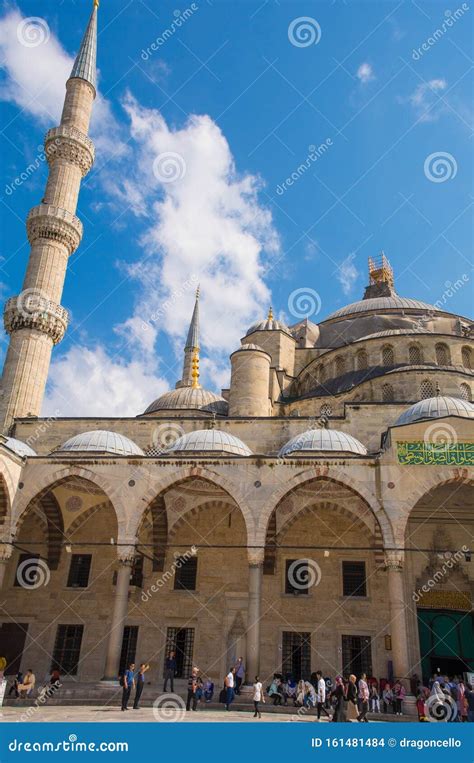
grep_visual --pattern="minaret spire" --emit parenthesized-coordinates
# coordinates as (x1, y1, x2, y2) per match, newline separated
(176, 287, 201, 388)
(0, 6, 98, 431)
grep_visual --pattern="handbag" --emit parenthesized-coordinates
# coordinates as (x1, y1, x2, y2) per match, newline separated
(219, 687, 227, 704)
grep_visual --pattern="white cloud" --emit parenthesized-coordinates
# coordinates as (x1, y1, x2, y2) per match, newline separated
(110, 93, 279, 359)
(336, 253, 359, 295)
(356, 62, 375, 85)
(43, 345, 167, 417)
(0, 8, 124, 157)
(402, 78, 447, 123)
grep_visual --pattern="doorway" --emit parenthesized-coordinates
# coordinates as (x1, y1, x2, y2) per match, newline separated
(0, 622, 29, 675)
(165, 627, 195, 678)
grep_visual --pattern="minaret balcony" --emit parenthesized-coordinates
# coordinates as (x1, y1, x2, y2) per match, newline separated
(26, 204, 83, 255)
(4, 295, 69, 345)
(45, 125, 95, 176)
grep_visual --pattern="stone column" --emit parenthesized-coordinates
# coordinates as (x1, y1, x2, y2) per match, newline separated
(102, 551, 134, 681)
(246, 549, 264, 682)
(385, 552, 411, 680)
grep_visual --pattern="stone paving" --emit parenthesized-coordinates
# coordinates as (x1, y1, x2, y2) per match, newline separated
(0, 705, 402, 723)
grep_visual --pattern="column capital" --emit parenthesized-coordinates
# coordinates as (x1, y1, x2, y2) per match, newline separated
(0, 543, 13, 562)
(247, 547, 265, 566)
(384, 550, 405, 571)
(117, 545, 136, 565)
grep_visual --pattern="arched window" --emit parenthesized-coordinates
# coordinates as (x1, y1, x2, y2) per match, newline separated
(320, 403, 332, 417)
(356, 350, 368, 370)
(459, 383, 471, 402)
(335, 356, 345, 377)
(382, 345, 394, 366)
(420, 379, 435, 399)
(462, 346, 472, 370)
(408, 344, 423, 364)
(435, 343, 450, 366)
(382, 383, 395, 402)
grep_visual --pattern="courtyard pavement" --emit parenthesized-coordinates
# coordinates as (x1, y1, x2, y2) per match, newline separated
(0, 705, 392, 723)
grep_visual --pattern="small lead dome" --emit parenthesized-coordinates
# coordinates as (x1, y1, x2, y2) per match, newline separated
(394, 395, 474, 426)
(144, 387, 228, 415)
(3, 436, 36, 458)
(56, 430, 143, 456)
(246, 307, 290, 337)
(167, 429, 252, 456)
(279, 428, 367, 457)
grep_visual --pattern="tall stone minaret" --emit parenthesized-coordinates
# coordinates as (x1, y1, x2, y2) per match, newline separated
(176, 287, 201, 388)
(0, 2, 99, 432)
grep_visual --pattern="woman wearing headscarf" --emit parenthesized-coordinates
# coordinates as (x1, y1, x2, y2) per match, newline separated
(332, 676, 347, 722)
(346, 674, 359, 721)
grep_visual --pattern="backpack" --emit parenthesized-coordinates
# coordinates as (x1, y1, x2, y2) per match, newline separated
(219, 688, 227, 704)
(119, 675, 125, 687)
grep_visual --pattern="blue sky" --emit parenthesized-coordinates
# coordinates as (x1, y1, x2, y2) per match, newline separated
(0, 0, 472, 416)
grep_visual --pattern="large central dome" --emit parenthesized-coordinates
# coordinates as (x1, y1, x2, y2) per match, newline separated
(323, 295, 437, 322)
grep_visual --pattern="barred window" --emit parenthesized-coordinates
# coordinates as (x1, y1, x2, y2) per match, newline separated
(342, 561, 367, 597)
(382, 345, 394, 366)
(285, 559, 310, 595)
(462, 347, 472, 370)
(460, 383, 471, 402)
(67, 555, 92, 588)
(356, 350, 368, 370)
(51, 624, 83, 676)
(409, 345, 422, 364)
(335, 356, 345, 376)
(420, 379, 434, 399)
(382, 383, 394, 402)
(174, 556, 198, 590)
(435, 343, 450, 366)
(320, 403, 332, 417)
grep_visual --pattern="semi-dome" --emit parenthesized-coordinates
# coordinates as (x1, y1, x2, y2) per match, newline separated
(394, 396, 474, 427)
(3, 436, 36, 458)
(144, 387, 228, 415)
(55, 430, 143, 456)
(166, 429, 252, 456)
(238, 343, 268, 352)
(279, 428, 367, 457)
(355, 327, 433, 341)
(324, 296, 438, 322)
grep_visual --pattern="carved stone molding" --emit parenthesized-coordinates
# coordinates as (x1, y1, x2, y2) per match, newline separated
(117, 545, 136, 564)
(247, 547, 265, 566)
(27, 204, 83, 255)
(4, 296, 68, 344)
(45, 126, 95, 177)
(384, 550, 404, 571)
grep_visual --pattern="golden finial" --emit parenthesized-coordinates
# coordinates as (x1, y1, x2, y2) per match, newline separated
(267, 306, 274, 321)
(196, 284, 200, 300)
(191, 348, 200, 389)
(94, 0, 99, 8)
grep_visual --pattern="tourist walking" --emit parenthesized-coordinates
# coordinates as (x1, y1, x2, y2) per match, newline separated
(234, 657, 245, 694)
(346, 674, 359, 721)
(133, 662, 149, 709)
(331, 676, 347, 722)
(163, 650, 177, 692)
(225, 666, 236, 710)
(316, 670, 331, 720)
(121, 663, 135, 711)
(253, 675, 265, 718)
(186, 666, 200, 711)
(358, 673, 369, 722)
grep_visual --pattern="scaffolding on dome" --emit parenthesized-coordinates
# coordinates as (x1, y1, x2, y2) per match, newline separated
(368, 252, 394, 288)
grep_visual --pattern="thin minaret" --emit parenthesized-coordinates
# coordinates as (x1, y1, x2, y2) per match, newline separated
(176, 286, 200, 388)
(0, 2, 99, 432)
